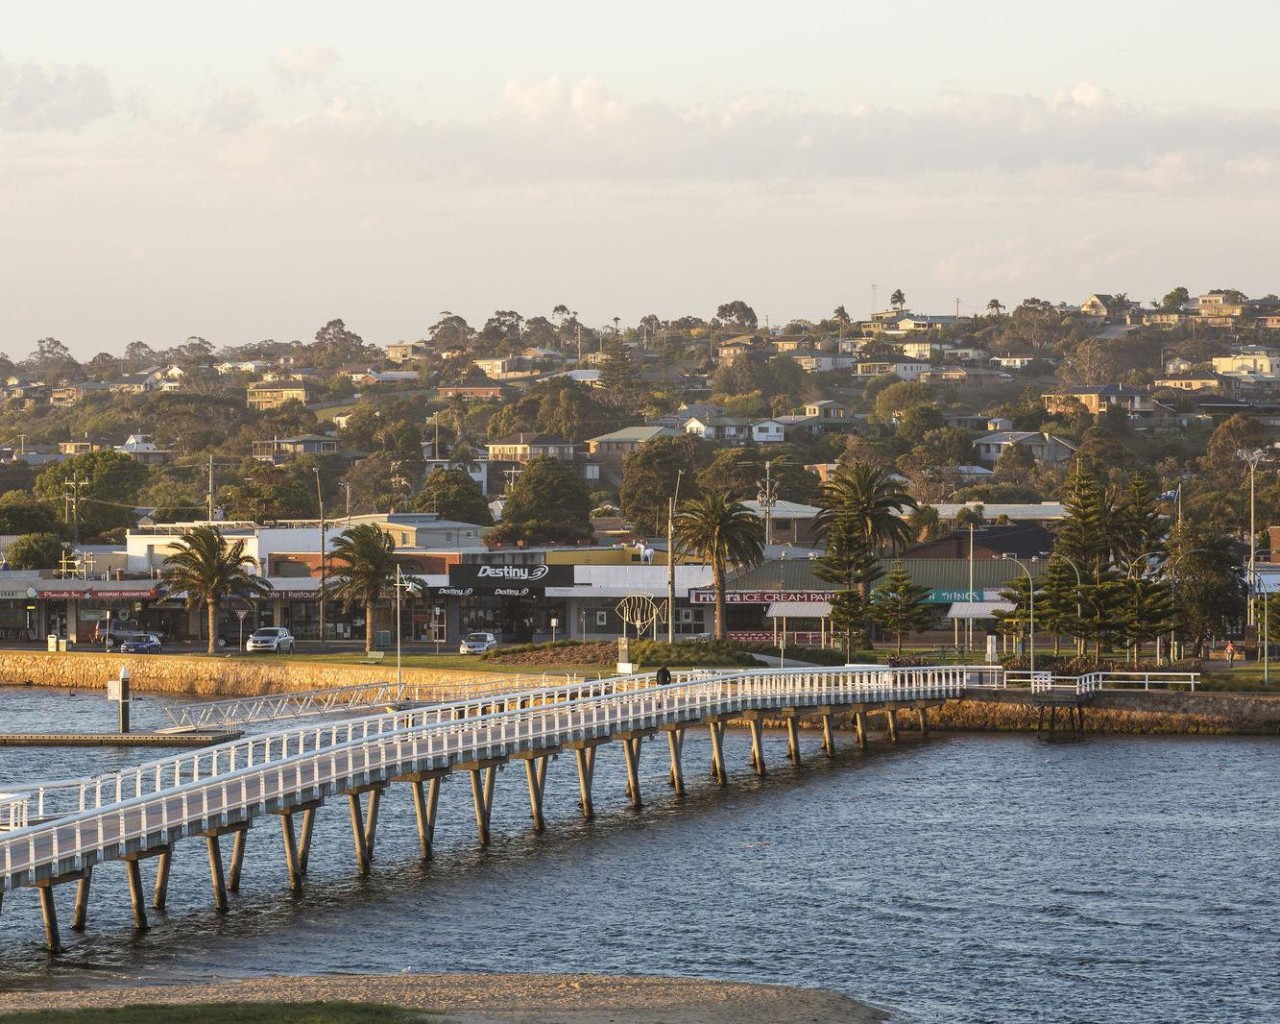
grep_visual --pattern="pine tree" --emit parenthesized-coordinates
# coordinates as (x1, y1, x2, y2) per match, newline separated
(871, 561, 937, 654)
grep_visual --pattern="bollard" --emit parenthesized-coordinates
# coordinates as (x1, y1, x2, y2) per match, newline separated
(118, 665, 131, 733)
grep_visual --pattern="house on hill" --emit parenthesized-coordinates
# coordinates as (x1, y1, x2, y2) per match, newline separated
(973, 430, 1077, 467)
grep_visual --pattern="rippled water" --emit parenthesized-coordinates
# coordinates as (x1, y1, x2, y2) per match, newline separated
(0, 686, 1276, 1023)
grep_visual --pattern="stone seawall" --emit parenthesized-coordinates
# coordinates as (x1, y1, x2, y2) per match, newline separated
(932, 689, 1280, 736)
(0, 651, 537, 698)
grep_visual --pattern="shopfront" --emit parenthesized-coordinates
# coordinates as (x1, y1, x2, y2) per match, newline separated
(0, 585, 38, 641)
(445, 563, 573, 644)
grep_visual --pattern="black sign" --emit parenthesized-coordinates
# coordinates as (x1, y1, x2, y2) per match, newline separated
(448, 563, 574, 591)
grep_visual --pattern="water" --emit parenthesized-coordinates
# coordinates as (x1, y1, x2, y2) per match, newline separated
(0, 686, 1276, 1023)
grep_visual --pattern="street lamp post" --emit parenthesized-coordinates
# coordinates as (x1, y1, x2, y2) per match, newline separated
(313, 468, 326, 645)
(1245, 566, 1270, 685)
(1236, 448, 1268, 626)
(1001, 554, 1037, 673)
(394, 564, 414, 688)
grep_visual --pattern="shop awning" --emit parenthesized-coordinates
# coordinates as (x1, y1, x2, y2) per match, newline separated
(946, 600, 1013, 620)
(765, 601, 832, 618)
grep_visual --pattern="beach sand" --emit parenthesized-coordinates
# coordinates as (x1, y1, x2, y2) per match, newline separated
(0, 972, 888, 1023)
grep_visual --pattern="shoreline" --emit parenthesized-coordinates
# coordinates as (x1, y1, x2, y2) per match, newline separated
(0, 972, 889, 1023)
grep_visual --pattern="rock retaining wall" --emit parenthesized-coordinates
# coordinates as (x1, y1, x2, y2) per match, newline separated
(0, 651, 543, 698)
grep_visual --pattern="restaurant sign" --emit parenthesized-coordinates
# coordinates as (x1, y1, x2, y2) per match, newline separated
(690, 590, 835, 605)
(448, 564, 574, 592)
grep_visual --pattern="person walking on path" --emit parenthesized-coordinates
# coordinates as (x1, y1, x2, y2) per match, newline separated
(655, 665, 672, 686)
(1225, 640, 1236, 667)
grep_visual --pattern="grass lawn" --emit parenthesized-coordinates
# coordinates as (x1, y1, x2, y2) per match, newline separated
(0, 1004, 428, 1023)
(1196, 663, 1280, 691)
(267, 651, 611, 676)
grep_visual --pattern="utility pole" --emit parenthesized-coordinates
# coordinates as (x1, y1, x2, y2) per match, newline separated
(208, 453, 215, 521)
(314, 467, 326, 645)
(64, 476, 85, 547)
(1238, 448, 1267, 626)
(757, 460, 776, 548)
(666, 470, 684, 645)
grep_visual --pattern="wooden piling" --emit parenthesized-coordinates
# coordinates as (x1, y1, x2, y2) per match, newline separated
(206, 835, 228, 914)
(298, 805, 317, 875)
(621, 736, 643, 808)
(469, 766, 496, 845)
(524, 757, 548, 832)
(347, 793, 371, 874)
(410, 777, 441, 859)
(667, 728, 686, 796)
(573, 746, 596, 820)
(152, 847, 173, 911)
(280, 812, 303, 892)
(747, 718, 766, 776)
(853, 712, 866, 751)
(886, 708, 899, 743)
(227, 827, 249, 893)
(71, 868, 92, 932)
(918, 706, 929, 735)
(124, 859, 148, 930)
(363, 788, 383, 862)
(708, 720, 727, 785)
(785, 716, 801, 765)
(37, 883, 61, 953)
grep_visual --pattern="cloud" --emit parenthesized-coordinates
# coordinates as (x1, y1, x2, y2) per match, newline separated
(0, 57, 113, 130)
(271, 46, 340, 85)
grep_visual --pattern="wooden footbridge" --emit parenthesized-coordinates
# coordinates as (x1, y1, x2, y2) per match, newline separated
(0, 664, 1195, 952)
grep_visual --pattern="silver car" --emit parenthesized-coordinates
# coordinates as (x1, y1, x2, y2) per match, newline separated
(458, 631, 497, 655)
(245, 627, 296, 653)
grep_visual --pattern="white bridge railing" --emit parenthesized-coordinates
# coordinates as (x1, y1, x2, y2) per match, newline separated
(0, 664, 966, 885)
(160, 673, 585, 731)
(994, 670, 1198, 694)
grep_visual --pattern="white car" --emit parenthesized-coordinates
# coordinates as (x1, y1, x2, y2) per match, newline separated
(245, 627, 296, 653)
(459, 631, 498, 655)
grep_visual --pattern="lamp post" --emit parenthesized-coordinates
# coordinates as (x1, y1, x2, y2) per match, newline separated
(1245, 565, 1270, 685)
(313, 467, 326, 645)
(1001, 553, 1037, 673)
(757, 460, 776, 548)
(1236, 448, 1267, 626)
(666, 469, 684, 645)
(394, 564, 414, 688)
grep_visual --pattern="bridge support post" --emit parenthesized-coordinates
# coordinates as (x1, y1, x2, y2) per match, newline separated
(822, 713, 837, 756)
(572, 746, 597, 820)
(36, 883, 61, 954)
(469, 766, 497, 846)
(280, 812, 303, 892)
(71, 868, 92, 932)
(666, 728, 686, 796)
(124, 859, 148, 930)
(885, 708, 899, 743)
(363, 788, 383, 863)
(298, 806, 317, 875)
(524, 757, 548, 832)
(227, 826, 250, 893)
(411, 778, 441, 859)
(152, 847, 173, 911)
(917, 706, 929, 736)
(785, 716, 801, 766)
(708, 721, 727, 785)
(347, 793, 371, 874)
(206, 835, 229, 914)
(747, 718, 766, 776)
(620, 735, 643, 808)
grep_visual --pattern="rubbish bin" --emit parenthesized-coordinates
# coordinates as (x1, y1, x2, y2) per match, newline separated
(58, 639, 68, 653)
(47, 634, 57, 652)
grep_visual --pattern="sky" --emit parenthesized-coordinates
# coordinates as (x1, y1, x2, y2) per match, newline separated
(4, 1, 1280, 357)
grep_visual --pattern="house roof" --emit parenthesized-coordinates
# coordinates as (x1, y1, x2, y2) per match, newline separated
(489, 433, 573, 447)
(975, 431, 1077, 450)
(586, 425, 675, 445)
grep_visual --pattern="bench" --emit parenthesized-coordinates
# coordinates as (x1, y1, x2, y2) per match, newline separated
(363, 651, 386, 664)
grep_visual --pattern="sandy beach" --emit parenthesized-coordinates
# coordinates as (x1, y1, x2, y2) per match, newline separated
(0, 972, 888, 1022)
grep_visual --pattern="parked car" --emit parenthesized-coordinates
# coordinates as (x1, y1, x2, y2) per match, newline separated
(459, 631, 498, 655)
(96, 624, 164, 649)
(118, 633, 162, 654)
(245, 627, 296, 654)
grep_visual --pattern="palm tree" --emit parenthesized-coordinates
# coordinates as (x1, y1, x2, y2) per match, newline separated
(326, 523, 397, 653)
(890, 288, 906, 311)
(815, 463, 917, 573)
(674, 493, 764, 640)
(814, 464, 918, 654)
(161, 525, 273, 655)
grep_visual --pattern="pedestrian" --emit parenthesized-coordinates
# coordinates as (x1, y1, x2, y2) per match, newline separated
(655, 665, 672, 686)
(1225, 640, 1236, 667)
